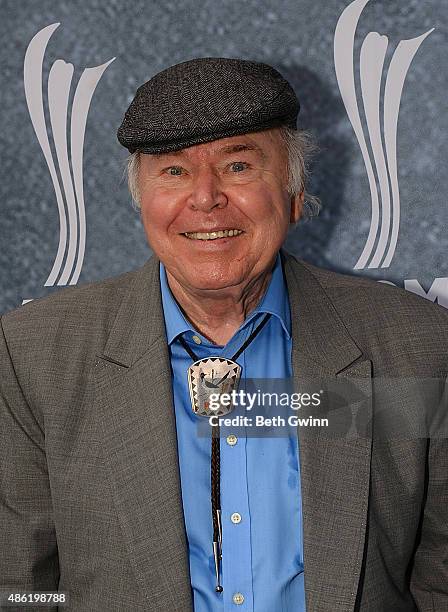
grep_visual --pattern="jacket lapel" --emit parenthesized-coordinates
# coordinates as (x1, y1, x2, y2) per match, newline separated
(93, 252, 372, 611)
(93, 256, 193, 611)
(284, 253, 373, 611)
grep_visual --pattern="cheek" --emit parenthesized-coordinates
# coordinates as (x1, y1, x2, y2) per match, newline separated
(231, 184, 290, 227)
(140, 191, 181, 234)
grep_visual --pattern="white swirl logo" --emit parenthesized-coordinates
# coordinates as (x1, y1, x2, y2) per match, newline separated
(334, 0, 434, 269)
(24, 23, 115, 287)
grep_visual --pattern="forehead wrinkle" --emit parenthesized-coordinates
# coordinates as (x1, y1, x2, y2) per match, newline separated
(150, 149, 184, 159)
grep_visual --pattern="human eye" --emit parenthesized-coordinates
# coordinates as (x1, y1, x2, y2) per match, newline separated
(228, 161, 249, 173)
(163, 166, 184, 176)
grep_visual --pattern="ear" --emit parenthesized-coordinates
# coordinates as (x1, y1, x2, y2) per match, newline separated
(290, 190, 304, 224)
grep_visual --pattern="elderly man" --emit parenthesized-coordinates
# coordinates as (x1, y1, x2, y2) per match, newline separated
(1, 58, 447, 612)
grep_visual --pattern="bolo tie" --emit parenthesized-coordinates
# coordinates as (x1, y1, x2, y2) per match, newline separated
(178, 313, 271, 593)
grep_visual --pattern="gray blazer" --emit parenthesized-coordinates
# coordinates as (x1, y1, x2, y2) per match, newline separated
(1, 253, 447, 612)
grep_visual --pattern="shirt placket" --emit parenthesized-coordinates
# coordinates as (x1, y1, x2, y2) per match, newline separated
(220, 423, 253, 610)
(219, 325, 254, 612)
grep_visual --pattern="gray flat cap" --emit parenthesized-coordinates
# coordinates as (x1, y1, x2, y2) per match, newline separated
(117, 57, 299, 154)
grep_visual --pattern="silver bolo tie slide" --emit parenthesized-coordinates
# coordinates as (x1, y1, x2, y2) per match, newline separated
(177, 313, 271, 593)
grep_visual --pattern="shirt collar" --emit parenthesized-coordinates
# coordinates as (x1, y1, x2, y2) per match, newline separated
(159, 252, 291, 345)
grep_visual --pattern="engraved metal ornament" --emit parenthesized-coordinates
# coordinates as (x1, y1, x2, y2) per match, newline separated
(187, 357, 241, 417)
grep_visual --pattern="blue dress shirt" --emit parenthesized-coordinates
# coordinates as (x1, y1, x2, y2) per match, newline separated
(160, 254, 305, 611)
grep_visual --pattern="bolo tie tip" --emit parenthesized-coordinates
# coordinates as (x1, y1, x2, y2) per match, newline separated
(215, 585, 223, 593)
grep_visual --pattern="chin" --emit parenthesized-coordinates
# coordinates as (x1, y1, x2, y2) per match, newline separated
(183, 265, 245, 292)
(188, 275, 242, 292)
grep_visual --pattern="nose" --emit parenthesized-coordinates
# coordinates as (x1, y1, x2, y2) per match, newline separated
(187, 168, 228, 212)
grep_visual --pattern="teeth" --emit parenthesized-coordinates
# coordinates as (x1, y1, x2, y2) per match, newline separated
(184, 229, 243, 240)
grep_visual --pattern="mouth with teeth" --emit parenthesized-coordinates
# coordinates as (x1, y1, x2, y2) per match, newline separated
(182, 229, 244, 240)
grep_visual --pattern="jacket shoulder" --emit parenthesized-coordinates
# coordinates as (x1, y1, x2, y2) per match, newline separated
(295, 256, 448, 321)
(2, 266, 140, 328)
(0, 264, 150, 367)
(285, 255, 448, 367)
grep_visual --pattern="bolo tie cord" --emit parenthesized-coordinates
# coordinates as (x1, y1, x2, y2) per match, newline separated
(178, 312, 271, 593)
(211, 425, 223, 591)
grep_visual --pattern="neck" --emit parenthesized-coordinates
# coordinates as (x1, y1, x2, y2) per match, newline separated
(166, 267, 274, 345)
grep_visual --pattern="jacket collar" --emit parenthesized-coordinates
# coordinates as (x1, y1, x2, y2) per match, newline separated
(101, 251, 364, 371)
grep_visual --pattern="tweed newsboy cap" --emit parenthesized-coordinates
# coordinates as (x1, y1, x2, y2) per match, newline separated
(117, 57, 300, 154)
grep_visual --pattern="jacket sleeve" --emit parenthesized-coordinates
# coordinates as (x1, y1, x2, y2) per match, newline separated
(410, 379, 448, 611)
(0, 316, 59, 608)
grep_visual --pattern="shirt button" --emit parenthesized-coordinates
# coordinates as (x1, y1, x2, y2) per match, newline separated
(192, 335, 202, 344)
(226, 434, 238, 446)
(231, 512, 242, 524)
(232, 592, 245, 605)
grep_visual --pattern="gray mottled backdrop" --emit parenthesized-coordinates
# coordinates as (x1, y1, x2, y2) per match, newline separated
(1, 0, 447, 313)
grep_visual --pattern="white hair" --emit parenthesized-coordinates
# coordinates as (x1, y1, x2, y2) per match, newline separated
(124, 126, 320, 219)
(276, 126, 321, 219)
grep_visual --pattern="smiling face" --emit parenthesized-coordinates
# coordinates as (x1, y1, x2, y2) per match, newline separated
(138, 128, 303, 294)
